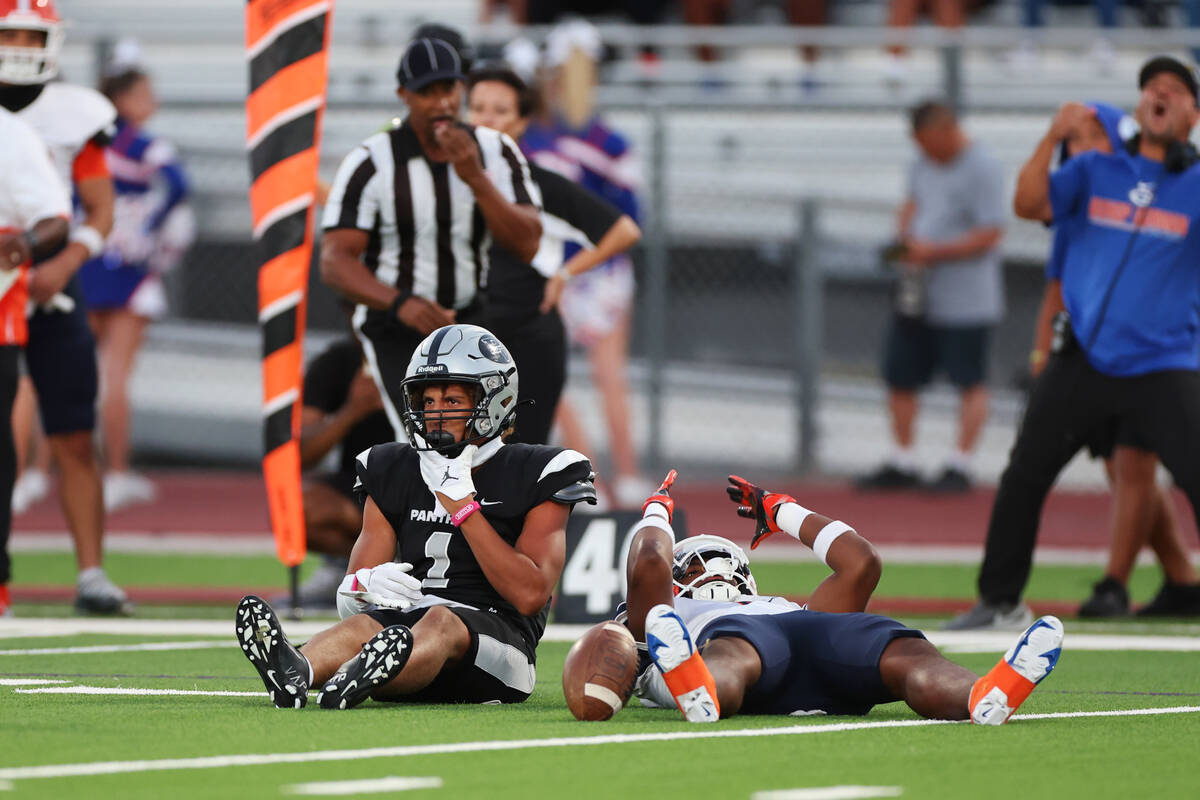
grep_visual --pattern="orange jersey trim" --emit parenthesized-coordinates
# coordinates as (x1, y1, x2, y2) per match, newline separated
(73, 141, 110, 183)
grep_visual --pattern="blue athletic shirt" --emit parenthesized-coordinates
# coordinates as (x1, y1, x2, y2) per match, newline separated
(1044, 102, 1131, 282)
(1049, 148, 1200, 376)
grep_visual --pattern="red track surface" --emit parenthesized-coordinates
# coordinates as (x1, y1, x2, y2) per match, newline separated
(10, 470, 1198, 613)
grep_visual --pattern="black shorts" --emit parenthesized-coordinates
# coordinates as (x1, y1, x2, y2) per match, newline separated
(365, 604, 536, 704)
(24, 280, 98, 435)
(697, 610, 925, 716)
(883, 316, 989, 390)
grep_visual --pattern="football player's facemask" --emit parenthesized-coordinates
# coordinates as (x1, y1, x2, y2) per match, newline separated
(0, 0, 64, 85)
(671, 535, 758, 602)
(400, 324, 520, 457)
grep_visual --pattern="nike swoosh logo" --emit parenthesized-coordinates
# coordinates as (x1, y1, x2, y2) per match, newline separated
(266, 669, 280, 689)
(478, 499, 502, 506)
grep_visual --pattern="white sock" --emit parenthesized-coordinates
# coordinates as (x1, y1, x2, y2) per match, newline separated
(890, 447, 916, 471)
(945, 450, 971, 473)
(77, 567, 106, 587)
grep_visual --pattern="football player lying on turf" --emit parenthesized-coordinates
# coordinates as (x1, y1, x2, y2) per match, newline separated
(235, 324, 595, 709)
(618, 471, 1063, 724)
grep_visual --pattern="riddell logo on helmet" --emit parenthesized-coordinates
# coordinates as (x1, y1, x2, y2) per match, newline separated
(415, 364, 448, 375)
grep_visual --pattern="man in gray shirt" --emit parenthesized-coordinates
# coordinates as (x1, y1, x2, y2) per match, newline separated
(858, 100, 1006, 492)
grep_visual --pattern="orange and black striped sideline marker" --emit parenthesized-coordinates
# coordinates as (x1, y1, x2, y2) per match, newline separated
(245, 0, 334, 570)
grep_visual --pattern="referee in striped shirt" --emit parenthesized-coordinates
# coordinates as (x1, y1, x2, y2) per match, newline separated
(320, 37, 541, 436)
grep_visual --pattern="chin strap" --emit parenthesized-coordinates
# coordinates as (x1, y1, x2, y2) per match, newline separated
(472, 437, 505, 467)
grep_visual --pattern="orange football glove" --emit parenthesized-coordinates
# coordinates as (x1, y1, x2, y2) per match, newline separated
(642, 469, 678, 523)
(726, 475, 795, 550)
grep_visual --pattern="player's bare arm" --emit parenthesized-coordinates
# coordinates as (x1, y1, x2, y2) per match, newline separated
(346, 497, 400, 574)
(726, 475, 881, 612)
(28, 174, 113, 303)
(446, 495, 569, 616)
(1014, 102, 1092, 222)
(0, 216, 68, 268)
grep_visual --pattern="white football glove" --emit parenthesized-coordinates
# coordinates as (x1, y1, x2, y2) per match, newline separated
(417, 442, 477, 501)
(335, 562, 425, 620)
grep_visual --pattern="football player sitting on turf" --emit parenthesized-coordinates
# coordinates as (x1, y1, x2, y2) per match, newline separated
(236, 324, 595, 709)
(618, 472, 1064, 724)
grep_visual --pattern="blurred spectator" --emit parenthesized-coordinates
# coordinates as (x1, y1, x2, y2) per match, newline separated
(948, 58, 1200, 629)
(857, 100, 1005, 493)
(681, 0, 829, 89)
(1011, 0, 1118, 74)
(289, 332, 391, 609)
(81, 41, 193, 512)
(521, 20, 653, 508)
(467, 65, 641, 447)
(1028, 101, 1197, 618)
(481, 0, 669, 25)
(884, 0, 967, 85)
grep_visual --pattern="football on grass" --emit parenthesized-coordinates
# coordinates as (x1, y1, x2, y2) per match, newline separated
(562, 621, 639, 721)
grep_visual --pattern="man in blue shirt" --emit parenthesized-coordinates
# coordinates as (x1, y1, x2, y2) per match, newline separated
(949, 56, 1200, 629)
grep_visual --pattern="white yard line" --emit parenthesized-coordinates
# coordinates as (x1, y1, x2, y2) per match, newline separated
(282, 777, 442, 795)
(15, 687, 262, 697)
(0, 679, 68, 686)
(0, 706, 1197, 782)
(752, 788, 902, 800)
(0, 640, 230, 656)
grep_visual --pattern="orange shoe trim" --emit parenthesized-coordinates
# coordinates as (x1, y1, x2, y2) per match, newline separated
(970, 659, 1036, 714)
(661, 650, 721, 717)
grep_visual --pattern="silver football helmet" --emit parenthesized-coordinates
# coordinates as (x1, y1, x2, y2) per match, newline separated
(672, 535, 757, 601)
(400, 324, 519, 455)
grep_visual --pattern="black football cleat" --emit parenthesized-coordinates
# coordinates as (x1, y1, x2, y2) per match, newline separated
(235, 595, 311, 709)
(317, 625, 413, 710)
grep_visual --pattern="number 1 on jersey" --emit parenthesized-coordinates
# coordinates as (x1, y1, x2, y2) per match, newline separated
(425, 530, 453, 589)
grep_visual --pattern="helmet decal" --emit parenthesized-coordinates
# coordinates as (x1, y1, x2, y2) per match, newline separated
(477, 334, 511, 364)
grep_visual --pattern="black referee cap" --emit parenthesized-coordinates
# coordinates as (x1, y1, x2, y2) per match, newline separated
(397, 37, 465, 91)
(1139, 55, 1199, 103)
(412, 23, 474, 74)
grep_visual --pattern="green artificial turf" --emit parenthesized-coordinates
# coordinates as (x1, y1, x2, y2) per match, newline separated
(8, 550, 1178, 605)
(0, 633, 1197, 799)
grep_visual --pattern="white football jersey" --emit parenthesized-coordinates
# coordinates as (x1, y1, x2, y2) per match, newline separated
(15, 83, 115, 191)
(0, 107, 70, 299)
(0, 107, 70, 231)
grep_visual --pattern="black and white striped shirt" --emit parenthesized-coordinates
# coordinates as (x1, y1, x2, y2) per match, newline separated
(322, 120, 540, 321)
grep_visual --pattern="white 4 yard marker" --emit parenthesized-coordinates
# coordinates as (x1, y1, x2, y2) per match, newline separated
(282, 776, 442, 795)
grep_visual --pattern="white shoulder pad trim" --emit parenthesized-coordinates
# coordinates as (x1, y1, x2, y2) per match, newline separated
(42, 84, 116, 141)
(355, 446, 373, 470)
(538, 449, 589, 482)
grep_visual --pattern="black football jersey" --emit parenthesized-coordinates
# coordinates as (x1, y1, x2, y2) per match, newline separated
(354, 442, 595, 649)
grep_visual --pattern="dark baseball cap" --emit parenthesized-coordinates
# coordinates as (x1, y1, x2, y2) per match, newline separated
(397, 37, 464, 91)
(1138, 55, 1199, 102)
(412, 23, 474, 74)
